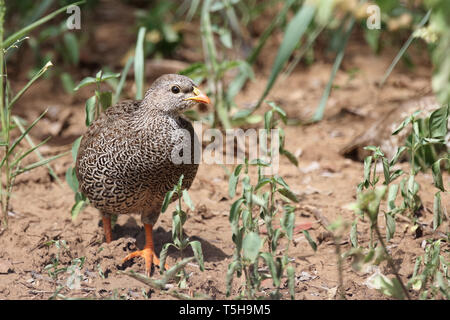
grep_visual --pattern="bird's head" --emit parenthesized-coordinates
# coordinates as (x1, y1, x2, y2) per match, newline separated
(143, 74, 210, 114)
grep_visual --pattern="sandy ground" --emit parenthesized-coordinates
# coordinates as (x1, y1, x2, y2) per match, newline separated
(0, 1, 448, 300)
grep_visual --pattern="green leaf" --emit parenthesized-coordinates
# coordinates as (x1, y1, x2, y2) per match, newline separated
(385, 212, 396, 241)
(382, 157, 390, 185)
(387, 184, 399, 211)
(10, 136, 51, 169)
(379, 10, 431, 87)
(229, 198, 244, 224)
(363, 156, 373, 188)
(392, 111, 421, 135)
(266, 101, 287, 124)
(9, 61, 53, 109)
(71, 136, 83, 162)
(134, 27, 146, 100)
(13, 152, 69, 177)
(161, 190, 175, 213)
(226, 260, 241, 297)
(218, 27, 232, 49)
(280, 148, 298, 167)
(255, 177, 272, 191)
(429, 106, 449, 138)
(260, 252, 281, 287)
(71, 198, 87, 220)
(431, 159, 445, 192)
(287, 265, 295, 299)
(6, 110, 47, 158)
(278, 188, 299, 203)
(312, 16, 354, 121)
(182, 189, 195, 211)
(228, 164, 243, 198)
(256, 4, 316, 109)
(2, 1, 86, 49)
(303, 230, 317, 252)
(114, 56, 134, 103)
(11, 115, 60, 184)
(85, 96, 96, 126)
(281, 208, 295, 240)
(390, 146, 407, 166)
(242, 232, 262, 263)
(98, 91, 112, 111)
(74, 77, 96, 91)
(189, 240, 204, 271)
(159, 242, 174, 274)
(99, 72, 121, 82)
(433, 192, 442, 231)
(65, 166, 79, 193)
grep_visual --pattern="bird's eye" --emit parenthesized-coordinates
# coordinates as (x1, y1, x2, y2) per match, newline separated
(171, 86, 180, 94)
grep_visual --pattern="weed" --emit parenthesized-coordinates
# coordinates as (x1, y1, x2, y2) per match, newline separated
(409, 239, 449, 299)
(0, 1, 81, 228)
(159, 174, 205, 289)
(225, 106, 301, 299)
(348, 106, 449, 299)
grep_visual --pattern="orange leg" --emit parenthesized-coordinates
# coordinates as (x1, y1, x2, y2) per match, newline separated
(102, 216, 113, 243)
(122, 223, 168, 276)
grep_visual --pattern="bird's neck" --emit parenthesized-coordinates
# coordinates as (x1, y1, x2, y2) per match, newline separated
(131, 104, 182, 131)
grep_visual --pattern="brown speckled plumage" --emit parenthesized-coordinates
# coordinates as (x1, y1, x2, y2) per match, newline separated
(75, 74, 201, 226)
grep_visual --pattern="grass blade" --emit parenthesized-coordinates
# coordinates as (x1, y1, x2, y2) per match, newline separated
(11, 115, 62, 184)
(114, 56, 134, 104)
(134, 27, 146, 100)
(8, 61, 53, 109)
(7, 110, 47, 157)
(13, 151, 69, 177)
(2, 0, 86, 49)
(379, 10, 432, 87)
(256, 4, 316, 109)
(312, 16, 355, 122)
(10, 136, 51, 168)
(283, 24, 325, 79)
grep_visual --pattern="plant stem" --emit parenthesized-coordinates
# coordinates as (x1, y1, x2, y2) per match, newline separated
(0, 0, 7, 228)
(334, 235, 345, 300)
(374, 224, 411, 300)
(243, 264, 255, 299)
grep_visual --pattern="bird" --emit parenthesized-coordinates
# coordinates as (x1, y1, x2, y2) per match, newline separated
(75, 74, 210, 276)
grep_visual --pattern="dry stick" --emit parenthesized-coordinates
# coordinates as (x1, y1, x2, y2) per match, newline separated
(374, 225, 411, 300)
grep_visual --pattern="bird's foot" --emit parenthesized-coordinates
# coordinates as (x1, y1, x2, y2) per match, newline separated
(122, 247, 168, 276)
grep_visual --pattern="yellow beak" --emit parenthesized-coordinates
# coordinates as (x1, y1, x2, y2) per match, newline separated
(184, 87, 211, 104)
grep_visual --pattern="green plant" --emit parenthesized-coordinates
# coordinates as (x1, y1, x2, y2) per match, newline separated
(224, 106, 301, 299)
(409, 239, 449, 299)
(348, 105, 449, 300)
(43, 239, 87, 300)
(226, 157, 299, 299)
(352, 105, 448, 247)
(348, 185, 411, 299)
(0, 1, 82, 228)
(159, 174, 205, 289)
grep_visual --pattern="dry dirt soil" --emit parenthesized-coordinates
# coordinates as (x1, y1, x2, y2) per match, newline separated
(0, 1, 448, 300)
